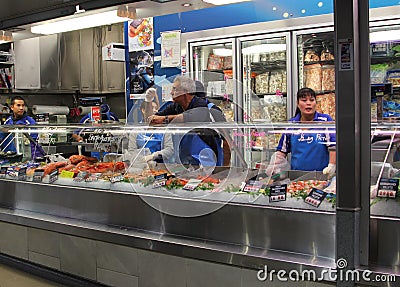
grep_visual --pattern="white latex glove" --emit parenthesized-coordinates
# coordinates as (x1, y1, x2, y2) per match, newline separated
(265, 152, 286, 176)
(323, 163, 336, 178)
(144, 154, 154, 162)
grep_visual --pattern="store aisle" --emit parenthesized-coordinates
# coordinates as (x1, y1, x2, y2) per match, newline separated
(0, 263, 67, 287)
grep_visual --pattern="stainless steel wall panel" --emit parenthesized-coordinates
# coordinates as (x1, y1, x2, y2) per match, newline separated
(0, 221, 28, 260)
(39, 34, 59, 90)
(59, 235, 97, 280)
(60, 31, 81, 90)
(370, 217, 400, 267)
(97, 241, 139, 276)
(138, 249, 187, 287)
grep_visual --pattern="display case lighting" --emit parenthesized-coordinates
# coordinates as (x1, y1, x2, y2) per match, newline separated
(370, 30, 400, 43)
(242, 44, 286, 55)
(213, 48, 232, 56)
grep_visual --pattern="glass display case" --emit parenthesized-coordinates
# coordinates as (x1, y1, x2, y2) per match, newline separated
(0, 122, 339, 209)
(238, 33, 290, 123)
(295, 29, 336, 119)
(0, 121, 338, 267)
(236, 33, 291, 168)
(188, 38, 235, 122)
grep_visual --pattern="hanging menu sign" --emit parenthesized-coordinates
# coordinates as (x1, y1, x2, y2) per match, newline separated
(269, 184, 287, 202)
(305, 188, 327, 208)
(377, 178, 399, 199)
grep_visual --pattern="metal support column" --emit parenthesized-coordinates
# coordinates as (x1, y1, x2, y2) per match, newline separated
(334, 0, 370, 286)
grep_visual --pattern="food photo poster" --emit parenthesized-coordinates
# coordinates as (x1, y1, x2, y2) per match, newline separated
(128, 18, 154, 52)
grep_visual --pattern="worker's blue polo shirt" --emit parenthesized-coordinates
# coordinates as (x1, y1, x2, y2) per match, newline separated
(276, 112, 336, 171)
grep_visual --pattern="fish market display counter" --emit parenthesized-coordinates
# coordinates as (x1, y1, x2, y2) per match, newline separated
(0, 123, 340, 285)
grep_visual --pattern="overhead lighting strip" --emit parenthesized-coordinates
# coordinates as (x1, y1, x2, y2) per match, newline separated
(31, 10, 130, 35)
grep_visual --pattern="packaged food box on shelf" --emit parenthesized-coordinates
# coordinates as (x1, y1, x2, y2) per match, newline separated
(255, 70, 286, 95)
(386, 70, 400, 88)
(371, 63, 389, 84)
(321, 65, 335, 91)
(316, 93, 336, 120)
(255, 72, 269, 94)
(371, 42, 393, 57)
(304, 50, 320, 62)
(262, 95, 287, 122)
(320, 50, 334, 62)
(304, 64, 322, 92)
(207, 54, 224, 70)
(269, 71, 287, 94)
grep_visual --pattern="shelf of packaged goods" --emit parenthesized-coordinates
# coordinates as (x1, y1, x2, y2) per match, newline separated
(250, 61, 286, 72)
(371, 56, 400, 65)
(303, 60, 334, 66)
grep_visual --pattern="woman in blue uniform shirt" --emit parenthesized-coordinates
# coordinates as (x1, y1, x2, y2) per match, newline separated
(266, 88, 336, 177)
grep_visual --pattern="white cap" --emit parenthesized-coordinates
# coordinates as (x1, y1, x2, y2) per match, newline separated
(145, 88, 157, 102)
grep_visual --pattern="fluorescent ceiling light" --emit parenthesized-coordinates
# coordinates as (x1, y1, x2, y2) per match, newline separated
(31, 10, 129, 35)
(213, 48, 232, 56)
(202, 0, 251, 5)
(242, 44, 286, 55)
(370, 30, 400, 43)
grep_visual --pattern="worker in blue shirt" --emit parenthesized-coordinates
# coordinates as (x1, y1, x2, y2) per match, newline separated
(1, 96, 45, 159)
(148, 76, 226, 166)
(266, 88, 336, 177)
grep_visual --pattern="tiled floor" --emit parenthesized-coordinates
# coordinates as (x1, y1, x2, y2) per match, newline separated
(0, 263, 67, 287)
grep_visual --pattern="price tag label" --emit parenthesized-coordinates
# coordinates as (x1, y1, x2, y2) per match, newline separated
(42, 170, 58, 184)
(60, 170, 75, 179)
(305, 188, 327, 207)
(109, 174, 123, 183)
(33, 169, 44, 182)
(269, 184, 287, 202)
(153, 173, 167, 188)
(0, 166, 8, 178)
(17, 167, 27, 181)
(242, 180, 263, 193)
(183, 179, 202, 191)
(378, 178, 398, 199)
(73, 172, 88, 182)
(85, 174, 100, 182)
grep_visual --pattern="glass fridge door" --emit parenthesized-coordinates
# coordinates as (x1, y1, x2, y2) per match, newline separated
(188, 38, 236, 122)
(295, 29, 336, 119)
(370, 25, 400, 121)
(238, 32, 290, 167)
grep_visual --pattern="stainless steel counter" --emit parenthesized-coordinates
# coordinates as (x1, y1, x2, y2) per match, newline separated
(0, 178, 336, 273)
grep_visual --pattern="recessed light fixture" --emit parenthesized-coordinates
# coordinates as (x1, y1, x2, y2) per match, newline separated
(318, 2, 323, 7)
(272, 6, 277, 11)
(182, 3, 192, 7)
(301, 9, 306, 14)
(283, 12, 289, 18)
